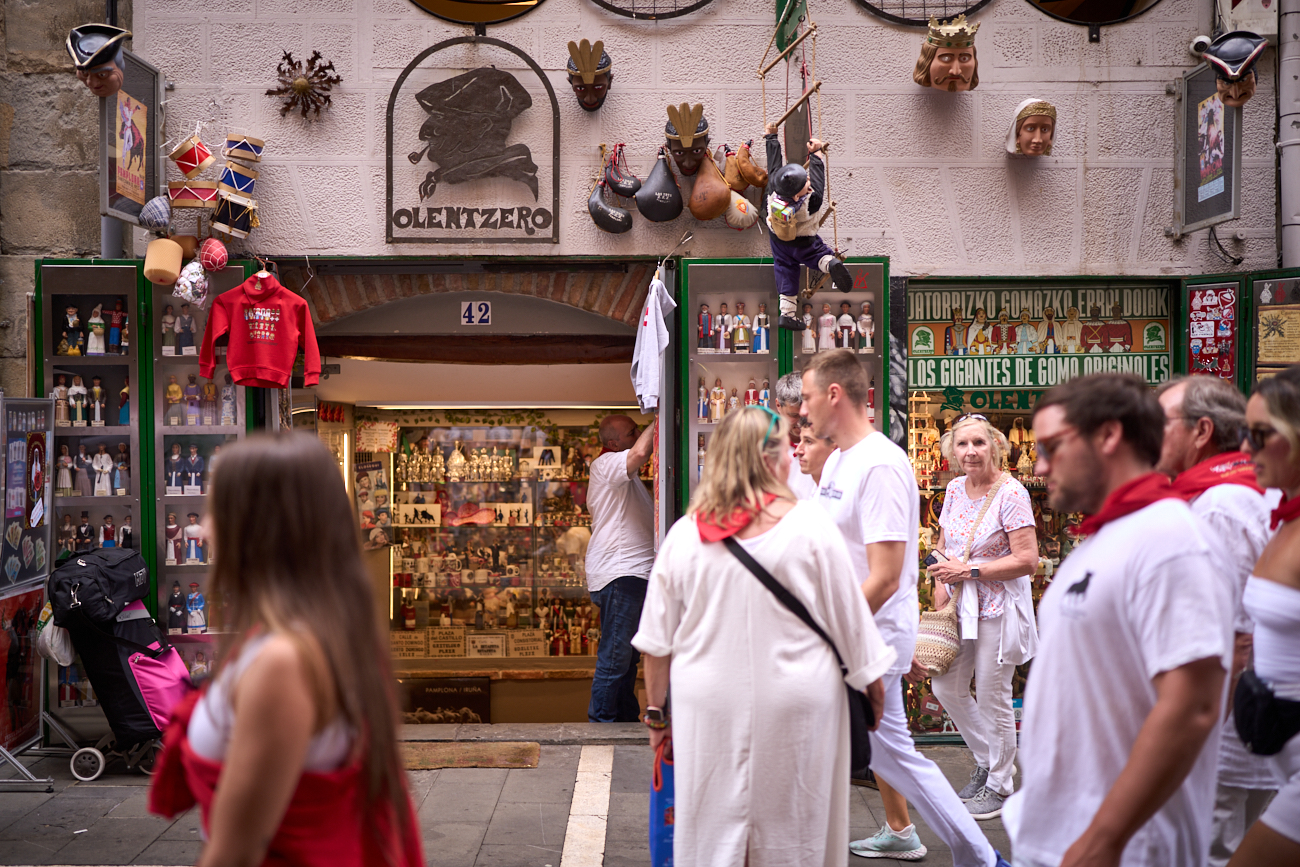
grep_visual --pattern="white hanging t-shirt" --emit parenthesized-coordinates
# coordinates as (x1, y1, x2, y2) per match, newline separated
(816, 431, 919, 677)
(585, 450, 656, 593)
(1003, 498, 1232, 867)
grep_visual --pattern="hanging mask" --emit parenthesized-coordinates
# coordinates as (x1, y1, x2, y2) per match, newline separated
(566, 39, 613, 112)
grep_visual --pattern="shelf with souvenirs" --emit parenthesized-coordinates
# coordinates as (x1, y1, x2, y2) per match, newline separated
(1, 400, 54, 590)
(359, 409, 651, 661)
(903, 390, 1080, 737)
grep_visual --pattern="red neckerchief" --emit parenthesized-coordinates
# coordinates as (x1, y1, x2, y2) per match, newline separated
(1271, 494, 1300, 530)
(1171, 451, 1263, 501)
(599, 446, 618, 458)
(1075, 472, 1180, 537)
(697, 494, 778, 542)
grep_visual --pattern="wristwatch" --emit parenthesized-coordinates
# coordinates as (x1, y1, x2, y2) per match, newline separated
(970, 565, 981, 579)
(642, 706, 670, 730)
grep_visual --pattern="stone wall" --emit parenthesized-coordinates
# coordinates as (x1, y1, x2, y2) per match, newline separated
(0, 0, 133, 395)
(135, 0, 1277, 276)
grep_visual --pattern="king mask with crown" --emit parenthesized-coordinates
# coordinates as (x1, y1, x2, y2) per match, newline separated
(914, 15, 980, 93)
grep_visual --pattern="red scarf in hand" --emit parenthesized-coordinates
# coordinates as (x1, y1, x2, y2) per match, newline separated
(1075, 472, 1180, 537)
(697, 494, 777, 542)
(1271, 494, 1300, 530)
(1171, 451, 1263, 501)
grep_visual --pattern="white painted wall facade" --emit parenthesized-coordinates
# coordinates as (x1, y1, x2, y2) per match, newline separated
(135, 0, 1278, 276)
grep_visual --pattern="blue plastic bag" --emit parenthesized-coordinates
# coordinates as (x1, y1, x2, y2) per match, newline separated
(649, 737, 674, 867)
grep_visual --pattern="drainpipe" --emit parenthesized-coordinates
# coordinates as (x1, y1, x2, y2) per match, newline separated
(101, 0, 123, 260)
(1281, 0, 1300, 267)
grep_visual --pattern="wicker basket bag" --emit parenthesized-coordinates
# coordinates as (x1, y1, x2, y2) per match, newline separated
(915, 473, 1009, 677)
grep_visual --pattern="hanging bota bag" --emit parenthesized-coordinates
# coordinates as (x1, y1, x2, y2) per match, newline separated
(724, 190, 759, 230)
(736, 140, 769, 189)
(589, 180, 633, 234)
(689, 148, 732, 222)
(604, 143, 641, 198)
(722, 146, 748, 193)
(635, 147, 684, 222)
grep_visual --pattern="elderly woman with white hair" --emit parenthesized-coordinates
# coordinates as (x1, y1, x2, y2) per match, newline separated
(927, 413, 1040, 822)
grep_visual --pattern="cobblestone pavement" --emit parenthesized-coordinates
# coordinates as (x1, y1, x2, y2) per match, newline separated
(0, 744, 1010, 865)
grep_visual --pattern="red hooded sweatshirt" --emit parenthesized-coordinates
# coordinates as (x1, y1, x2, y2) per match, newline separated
(199, 274, 320, 388)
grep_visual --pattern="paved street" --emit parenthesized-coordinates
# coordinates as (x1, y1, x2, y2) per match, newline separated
(0, 742, 1010, 865)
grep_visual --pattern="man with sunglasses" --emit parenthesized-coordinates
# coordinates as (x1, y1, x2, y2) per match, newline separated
(802, 349, 1008, 867)
(1005, 374, 1231, 867)
(1155, 376, 1279, 866)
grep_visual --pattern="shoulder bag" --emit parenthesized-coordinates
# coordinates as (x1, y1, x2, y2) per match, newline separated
(1234, 669, 1300, 755)
(915, 472, 1009, 677)
(723, 536, 875, 779)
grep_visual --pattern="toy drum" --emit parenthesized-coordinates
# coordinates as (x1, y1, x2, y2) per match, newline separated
(168, 180, 219, 209)
(217, 161, 258, 197)
(222, 133, 265, 163)
(211, 190, 258, 239)
(168, 134, 215, 179)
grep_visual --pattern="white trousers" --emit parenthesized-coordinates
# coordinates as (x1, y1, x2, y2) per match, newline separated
(869, 674, 997, 867)
(1207, 784, 1274, 866)
(931, 616, 1019, 797)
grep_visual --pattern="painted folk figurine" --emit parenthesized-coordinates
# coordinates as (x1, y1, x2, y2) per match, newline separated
(57, 514, 75, 555)
(86, 304, 106, 355)
(68, 375, 88, 425)
(715, 303, 732, 354)
(817, 303, 837, 352)
(760, 379, 772, 408)
(200, 379, 218, 425)
(75, 511, 95, 552)
(727, 388, 740, 414)
(184, 444, 205, 492)
(220, 374, 238, 426)
(1016, 310, 1041, 355)
(698, 303, 713, 353)
(732, 302, 752, 353)
(165, 513, 182, 563)
(858, 301, 875, 352)
(165, 375, 184, 425)
(89, 376, 107, 425)
(184, 374, 202, 426)
(53, 375, 70, 426)
(117, 514, 134, 549)
(92, 444, 113, 496)
(753, 303, 771, 354)
(100, 515, 116, 548)
(114, 443, 130, 495)
(697, 377, 709, 421)
(744, 379, 760, 407)
(56, 445, 74, 496)
(119, 375, 130, 425)
(184, 514, 204, 564)
(167, 582, 186, 632)
(764, 124, 850, 330)
(63, 305, 84, 356)
(166, 443, 183, 488)
(186, 580, 206, 630)
(175, 304, 196, 353)
(708, 378, 726, 422)
(1006, 99, 1056, 156)
(837, 301, 856, 348)
(160, 304, 176, 353)
(65, 23, 129, 98)
(801, 303, 817, 354)
(106, 299, 127, 354)
(1061, 306, 1083, 354)
(74, 445, 94, 496)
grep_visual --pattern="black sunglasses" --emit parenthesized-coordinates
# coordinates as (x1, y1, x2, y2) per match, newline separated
(1244, 425, 1278, 452)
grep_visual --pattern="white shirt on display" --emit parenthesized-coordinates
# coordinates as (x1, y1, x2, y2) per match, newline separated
(631, 274, 676, 413)
(816, 431, 920, 677)
(1003, 499, 1232, 867)
(584, 450, 656, 593)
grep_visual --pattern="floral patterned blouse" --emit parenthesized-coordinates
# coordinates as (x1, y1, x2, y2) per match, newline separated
(939, 475, 1036, 619)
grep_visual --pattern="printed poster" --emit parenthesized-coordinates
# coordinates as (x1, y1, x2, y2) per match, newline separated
(1197, 93, 1225, 203)
(1186, 283, 1238, 379)
(0, 585, 43, 750)
(356, 460, 393, 550)
(114, 88, 147, 206)
(1257, 305, 1300, 366)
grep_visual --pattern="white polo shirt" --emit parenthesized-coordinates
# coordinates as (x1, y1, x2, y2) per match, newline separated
(816, 431, 919, 677)
(1004, 498, 1231, 867)
(584, 450, 655, 593)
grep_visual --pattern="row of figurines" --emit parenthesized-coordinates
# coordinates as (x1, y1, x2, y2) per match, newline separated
(165, 580, 209, 633)
(395, 585, 598, 634)
(164, 373, 239, 427)
(165, 442, 223, 492)
(798, 301, 876, 355)
(56, 511, 136, 552)
(697, 377, 771, 422)
(696, 302, 773, 353)
(55, 301, 129, 356)
(53, 374, 129, 427)
(55, 443, 130, 497)
(395, 545, 582, 576)
(397, 443, 592, 485)
(164, 511, 208, 564)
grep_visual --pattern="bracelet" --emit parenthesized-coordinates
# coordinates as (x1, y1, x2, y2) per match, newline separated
(642, 715, 670, 730)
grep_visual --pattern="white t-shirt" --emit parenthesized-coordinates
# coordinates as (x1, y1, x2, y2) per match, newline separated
(1004, 498, 1232, 867)
(786, 445, 819, 501)
(584, 450, 656, 592)
(816, 431, 919, 677)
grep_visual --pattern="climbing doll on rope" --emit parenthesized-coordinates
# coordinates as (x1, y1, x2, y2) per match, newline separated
(764, 122, 852, 331)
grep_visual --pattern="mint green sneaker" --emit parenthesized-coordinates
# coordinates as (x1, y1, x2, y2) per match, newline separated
(849, 824, 928, 860)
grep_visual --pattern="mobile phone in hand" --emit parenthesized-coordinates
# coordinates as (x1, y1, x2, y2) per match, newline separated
(923, 549, 949, 568)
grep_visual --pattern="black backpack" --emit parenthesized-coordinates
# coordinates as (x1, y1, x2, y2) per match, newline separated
(49, 548, 150, 625)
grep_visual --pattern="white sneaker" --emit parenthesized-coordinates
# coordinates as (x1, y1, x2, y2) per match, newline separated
(965, 786, 1006, 821)
(849, 824, 928, 860)
(957, 766, 988, 801)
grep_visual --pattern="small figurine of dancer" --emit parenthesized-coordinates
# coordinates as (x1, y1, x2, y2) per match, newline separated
(801, 303, 816, 354)
(697, 377, 709, 421)
(186, 580, 206, 630)
(752, 303, 771, 354)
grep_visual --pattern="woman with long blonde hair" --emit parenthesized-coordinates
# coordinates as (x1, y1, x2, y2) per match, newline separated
(633, 406, 895, 867)
(150, 433, 422, 867)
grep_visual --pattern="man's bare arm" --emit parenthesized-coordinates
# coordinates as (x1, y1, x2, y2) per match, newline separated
(862, 540, 906, 613)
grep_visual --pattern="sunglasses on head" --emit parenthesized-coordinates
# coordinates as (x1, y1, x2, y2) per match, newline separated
(953, 413, 988, 425)
(753, 405, 782, 446)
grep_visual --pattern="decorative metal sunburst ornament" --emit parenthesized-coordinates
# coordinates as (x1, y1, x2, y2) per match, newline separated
(266, 50, 342, 119)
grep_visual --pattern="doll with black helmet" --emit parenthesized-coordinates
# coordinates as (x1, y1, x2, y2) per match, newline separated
(763, 123, 852, 330)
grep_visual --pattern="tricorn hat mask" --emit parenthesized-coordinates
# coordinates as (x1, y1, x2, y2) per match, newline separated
(66, 24, 130, 98)
(566, 39, 612, 112)
(1203, 30, 1267, 108)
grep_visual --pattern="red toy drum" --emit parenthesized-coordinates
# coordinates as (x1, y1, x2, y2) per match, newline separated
(167, 180, 219, 209)
(211, 191, 258, 239)
(168, 135, 215, 179)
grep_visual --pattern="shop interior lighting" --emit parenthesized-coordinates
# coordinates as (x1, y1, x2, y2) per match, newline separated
(357, 402, 640, 410)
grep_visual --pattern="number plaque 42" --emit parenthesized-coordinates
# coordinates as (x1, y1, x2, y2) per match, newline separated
(460, 301, 491, 325)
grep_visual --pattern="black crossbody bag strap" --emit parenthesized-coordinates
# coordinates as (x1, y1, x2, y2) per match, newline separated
(723, 536, 848, 675)
(73, 606, 172, 658)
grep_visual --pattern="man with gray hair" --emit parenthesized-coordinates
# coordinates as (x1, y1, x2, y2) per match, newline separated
(1157, 375, 1279, 865)
(585, 414, 656, 722)
(774, 371, 818, 498)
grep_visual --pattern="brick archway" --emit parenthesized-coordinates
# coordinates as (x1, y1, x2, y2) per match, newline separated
(278, 263, 657, 328)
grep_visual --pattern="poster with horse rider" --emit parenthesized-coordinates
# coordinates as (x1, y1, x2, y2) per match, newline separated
(115, 88, 147, 205)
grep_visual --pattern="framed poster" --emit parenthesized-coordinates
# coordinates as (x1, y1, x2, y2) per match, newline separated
(99, 50, 166, 225)
(1172, 63, 1241, 237)
(0, 584, 43, 751)
(1185, 281, 1240, 380)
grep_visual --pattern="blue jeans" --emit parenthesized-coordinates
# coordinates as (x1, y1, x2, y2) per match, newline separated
(588, 575, 648, 723)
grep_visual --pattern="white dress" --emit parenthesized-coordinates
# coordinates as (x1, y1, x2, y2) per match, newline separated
(92, 452, 114, 496)
(633, 502, 897, 867)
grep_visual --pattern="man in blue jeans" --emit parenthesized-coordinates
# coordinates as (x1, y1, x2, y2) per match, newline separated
(585, 414, 656, 722)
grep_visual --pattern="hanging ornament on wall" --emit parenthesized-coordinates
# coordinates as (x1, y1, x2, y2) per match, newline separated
(1006, 99, 1056, 156)
(566, 39, 613, 112)
(138, 196, 172, 233)
(1202, 31, 1267, 108)
(199, 238, 229, 272)
(588, 180, 633, 233)
(603, 143, 640, 197)
(664, 103, 711, 176)
(266, 50, 343, 119)
(635, 146, 683, 221)
(65, 23, 130, 98)
(913, 15, 980, 92)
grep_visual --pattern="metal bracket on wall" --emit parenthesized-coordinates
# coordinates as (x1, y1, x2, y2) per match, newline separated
(1088, 23, 1101, 42)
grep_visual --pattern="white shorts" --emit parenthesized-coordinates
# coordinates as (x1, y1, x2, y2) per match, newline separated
(1261, 733, 1300, 844)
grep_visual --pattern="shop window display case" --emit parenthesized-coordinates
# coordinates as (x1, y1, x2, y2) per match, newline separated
(358, 410, 652, 663)
(150, 269, 250, 675)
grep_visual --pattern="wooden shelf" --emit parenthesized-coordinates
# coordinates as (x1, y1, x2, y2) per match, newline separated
(55, 425, 132, 436)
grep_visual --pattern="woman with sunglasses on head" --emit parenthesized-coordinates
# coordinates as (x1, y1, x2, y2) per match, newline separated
(632, 406, 896, 867)
(926, 414, 1040, 822)
(1229, 366, 1300, 867)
